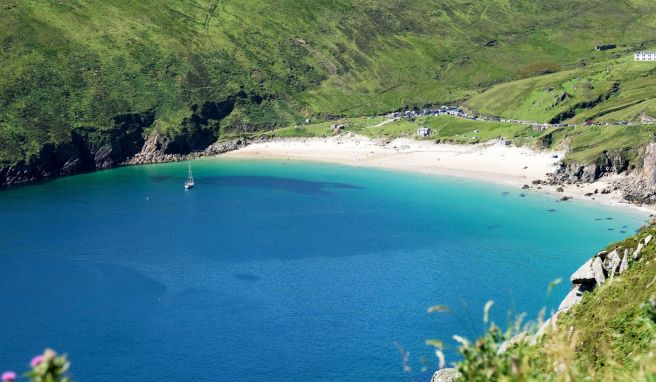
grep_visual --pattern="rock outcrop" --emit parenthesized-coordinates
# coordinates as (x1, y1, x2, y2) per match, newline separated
(550, 141, 656, 205)
(557, 284, 593, 313)
(126, 137, 257, 165)
(620, 144, 656, 203)
(552, 150, 629, 184)
(0, 111, 155, 186)
(431, 368, 461, 382)
(498, 233, 652, 355)
(0, 92, 271, 187)
(570, 258, 596, 284)
(556, 236, 650, 316)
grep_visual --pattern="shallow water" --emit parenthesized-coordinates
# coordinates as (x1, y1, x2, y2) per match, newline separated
(0, 158, 648, 381)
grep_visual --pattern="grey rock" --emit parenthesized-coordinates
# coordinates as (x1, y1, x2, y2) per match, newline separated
(604, 250, 621, 276)
(592, 257, 606, 285)
(205, 138, 250, 155)
(619, 250, 629, 274)
(536, 317, 554, 339)
(141, 133, 162, 155)
(570, 258, 595, 284)
(634, 243, 644, 260)
(641, 142, 656, 188)
(432, 368, 460, 382)
(497, 331, 528, 354)
(645, 234, 653, 245)
(558, 284, 592, 313)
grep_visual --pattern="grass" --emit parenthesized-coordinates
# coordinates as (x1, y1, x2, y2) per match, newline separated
(257, 114, 656, 169)
(465, 56, 656, 124)
(4, 0, 656, 166)
(435, 225, 656, 381)
(553, 124, 656, 164)
(534, 226, 656, 380)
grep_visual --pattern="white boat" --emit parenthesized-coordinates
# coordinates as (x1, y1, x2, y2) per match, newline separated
(184, 164, 195, 189)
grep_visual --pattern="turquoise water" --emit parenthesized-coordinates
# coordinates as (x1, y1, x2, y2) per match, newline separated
(0, 158, 648, 381)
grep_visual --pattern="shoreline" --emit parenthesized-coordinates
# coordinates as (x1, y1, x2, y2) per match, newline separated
(221, 133, 655, 215)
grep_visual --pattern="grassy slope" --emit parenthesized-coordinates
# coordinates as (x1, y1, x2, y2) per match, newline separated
(446, 225, 656, 381)
(533, 226, 656, 380)
(465, 56, 656, 124)
(3, 0, 656, 165)
(269, 114, 656, 166)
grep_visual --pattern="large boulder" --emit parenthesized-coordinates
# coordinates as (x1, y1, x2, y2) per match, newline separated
(570, 258, 595, 284)
(432, 368, 460, 382)
(619, 250, 629, 274)
(592, 257, 606, 285)
(604, 250, 621, 276)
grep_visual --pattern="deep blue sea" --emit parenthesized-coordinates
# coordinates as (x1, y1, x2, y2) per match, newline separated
(0, 158, 648, 381)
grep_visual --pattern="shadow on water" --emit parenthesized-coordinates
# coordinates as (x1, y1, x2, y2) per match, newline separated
(199, 176, 363, 196)
(149, 175, 173, 183)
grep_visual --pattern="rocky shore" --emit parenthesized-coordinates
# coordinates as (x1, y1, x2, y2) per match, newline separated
(5, 125, 656, 211)
(548, 142, 656, 205)
(125, 136, 257, 166)
(0, 134, 263, 187)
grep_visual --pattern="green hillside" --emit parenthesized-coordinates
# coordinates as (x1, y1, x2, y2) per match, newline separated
(443, 225, 656, 381)
(3, 0, 656, 168)
(465, 56, 656, 124)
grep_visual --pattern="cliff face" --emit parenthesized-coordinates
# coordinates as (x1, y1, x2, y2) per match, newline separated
(550, 143, 656, 204)
(552, 149, 630, 184)
(622, 142, 656, 204)
(0, 93, 262, 186)
(0, 111, 154, 186)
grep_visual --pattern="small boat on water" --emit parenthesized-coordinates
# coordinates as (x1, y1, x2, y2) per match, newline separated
(184, 164, 195, 189)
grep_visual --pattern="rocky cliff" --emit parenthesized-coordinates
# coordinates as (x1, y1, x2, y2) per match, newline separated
(0, 111, 154, 186)
(0, 92, 269, 187)
(552, 149, 630, 184)
(551, 142, 656, 205)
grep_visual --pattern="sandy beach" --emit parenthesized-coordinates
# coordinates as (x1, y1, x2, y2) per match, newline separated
(223, 133, 653, 214)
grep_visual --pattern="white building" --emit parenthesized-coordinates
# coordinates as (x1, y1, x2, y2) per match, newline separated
(416, 127, 430, 137)
(635, 52, 656, 61)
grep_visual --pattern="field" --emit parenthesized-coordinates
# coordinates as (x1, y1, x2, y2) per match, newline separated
(465, 57, 656, 124)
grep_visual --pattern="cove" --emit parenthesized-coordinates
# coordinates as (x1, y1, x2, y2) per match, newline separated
(0, 158, 648, 381)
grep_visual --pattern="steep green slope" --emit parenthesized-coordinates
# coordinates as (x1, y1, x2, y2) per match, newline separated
(3, 0, 656, 178)
(465, 56, 656, 124)
(442, 225, 656, 381)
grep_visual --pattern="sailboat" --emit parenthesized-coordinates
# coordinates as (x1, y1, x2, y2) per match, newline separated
(184, 164, 195, 189)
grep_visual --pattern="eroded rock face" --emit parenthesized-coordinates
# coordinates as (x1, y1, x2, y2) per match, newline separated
(610, 142, 656, 204)
(592, 257, 606, 285)
(558, 284, 593, 313)
(604, 250, 621, 276)
(570, 258, 596, 284)
(619, 250, 629, 274)
(552, 150, 629, 184)
(641, 142, 656, 188)
(0, 94, 264, 186)
(0, 111, 154, 186)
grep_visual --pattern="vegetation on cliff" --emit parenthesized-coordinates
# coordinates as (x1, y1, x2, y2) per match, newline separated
(3, 0, 656, 175)
(432, 225, 656, 381)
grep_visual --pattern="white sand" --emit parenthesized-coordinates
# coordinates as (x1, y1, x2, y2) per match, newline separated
(222, 133, 654, 214)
